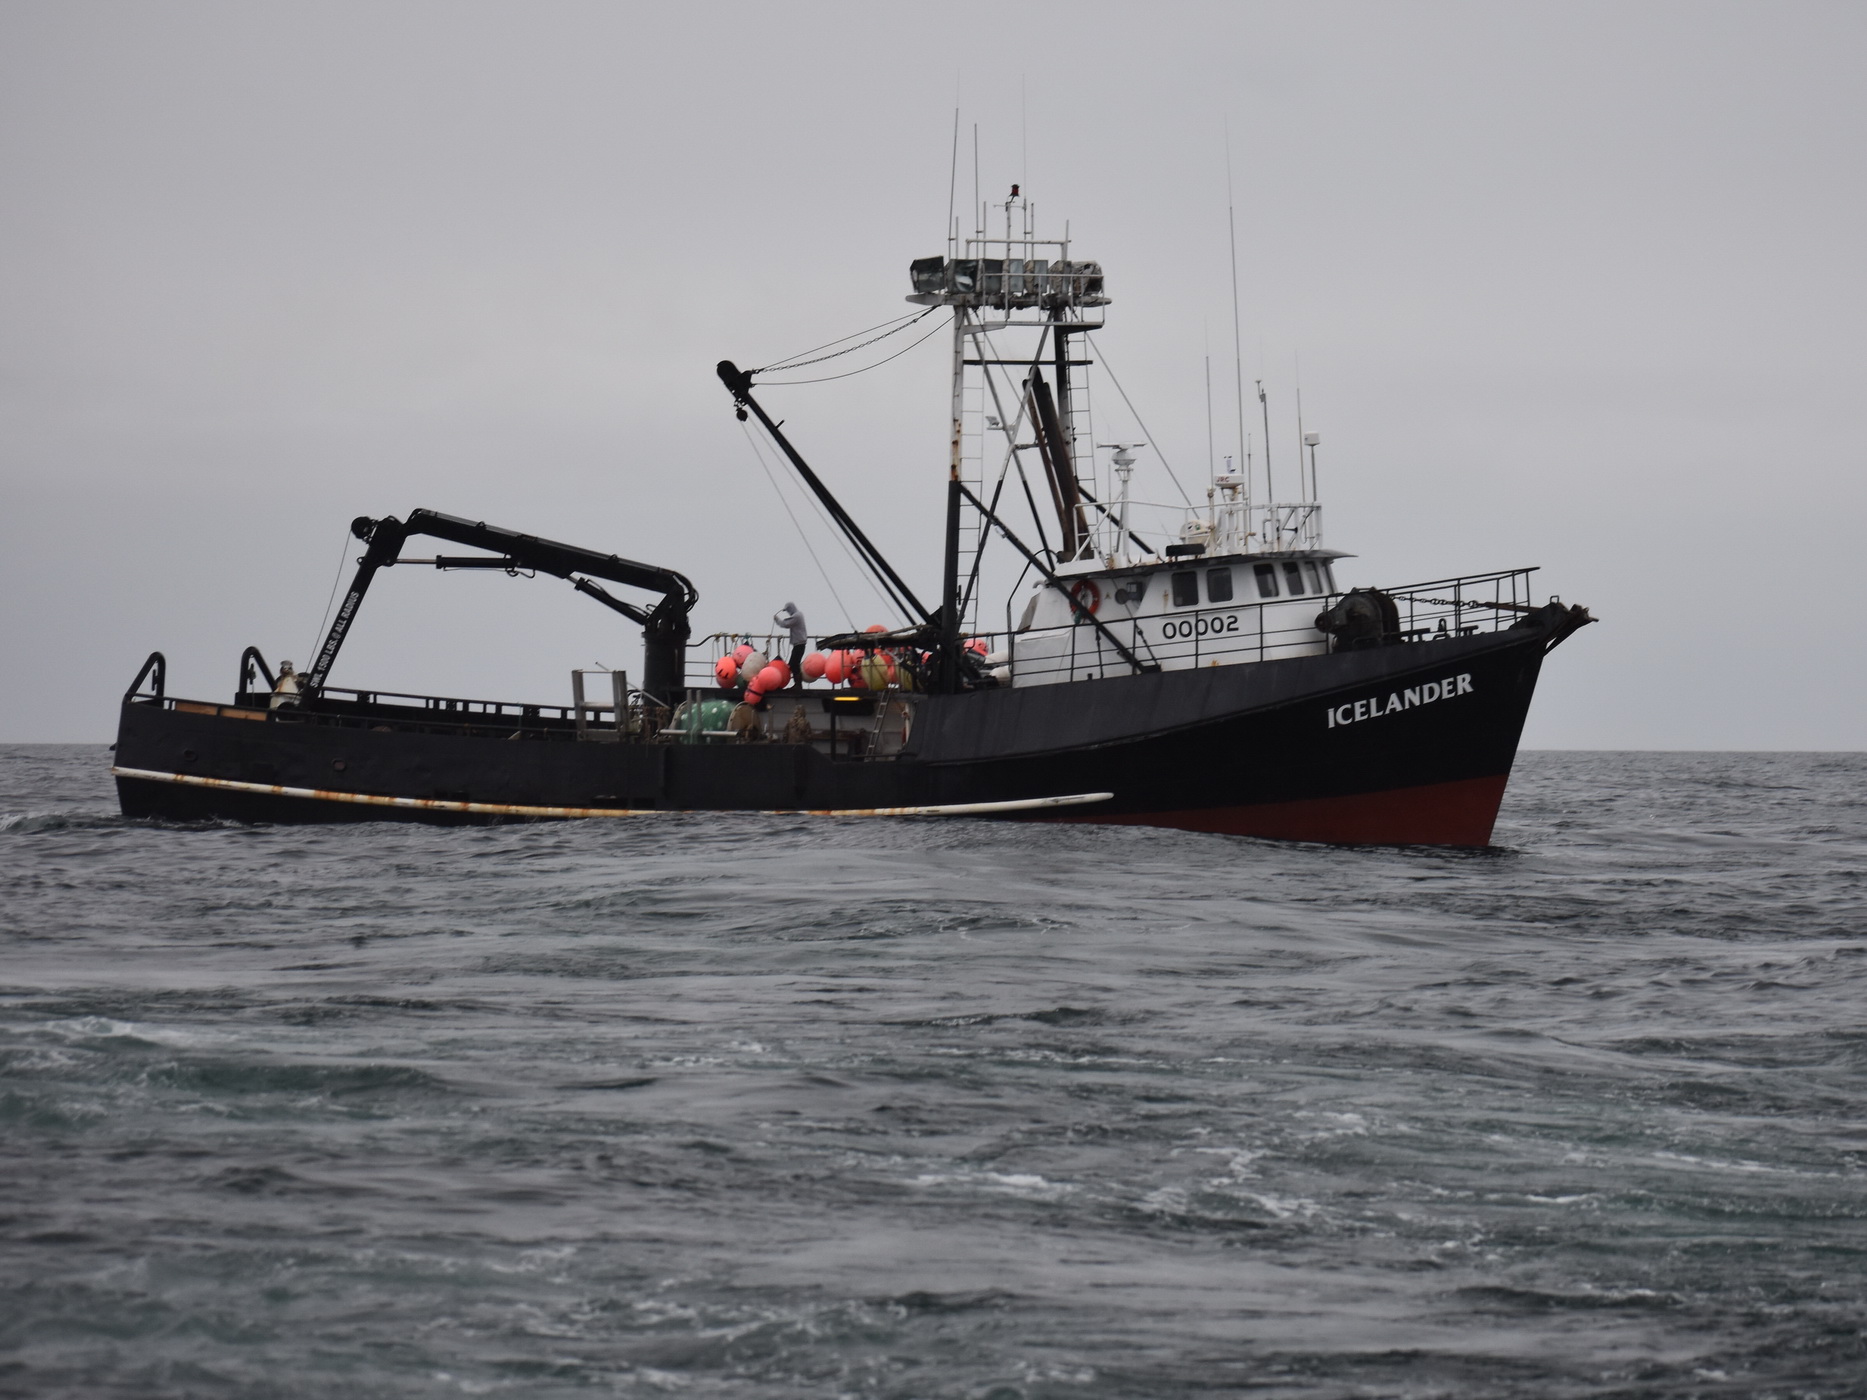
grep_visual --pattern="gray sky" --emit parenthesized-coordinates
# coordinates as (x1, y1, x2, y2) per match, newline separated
(4, 1, 1863, 747)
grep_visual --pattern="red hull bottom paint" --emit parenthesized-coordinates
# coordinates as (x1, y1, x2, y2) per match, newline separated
(1054, 774, 1513, 847)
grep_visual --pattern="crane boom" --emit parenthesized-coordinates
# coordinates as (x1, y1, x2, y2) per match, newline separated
(305, 509, 697, 703)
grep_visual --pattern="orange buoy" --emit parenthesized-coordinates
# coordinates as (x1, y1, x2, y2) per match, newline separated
(801, 652, 828, 682)
(753, 664, 786, 695)
(732, 643, 754, 662)
(714, 656, 739, 687)
(764, 659, 791, 690)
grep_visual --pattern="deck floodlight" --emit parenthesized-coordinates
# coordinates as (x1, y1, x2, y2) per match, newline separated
(905, 255, 1105, 308)
(909, 257, 946, 294)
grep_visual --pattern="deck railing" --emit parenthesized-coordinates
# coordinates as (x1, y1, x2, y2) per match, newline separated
(1378, 567, 1543, 640)
(679, 569, 1544, 693)
(123, 570, 1545, 741)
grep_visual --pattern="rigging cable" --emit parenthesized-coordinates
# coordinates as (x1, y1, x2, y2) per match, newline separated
(756, 306, 938, 375)
(976, 324, 1054, 547)
(967, 324, 1054, 586)
(309, 521, 359, 666)
(758, 312, 952, 386)
(735, 421, 873, 630)
(1091, 344, 1196, 508)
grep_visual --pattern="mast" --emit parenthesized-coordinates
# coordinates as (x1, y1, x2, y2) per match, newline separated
(1027, 368, 1082, 559)
(909, 184, 1109, 621)
(898, 180, 1121, 692)
(940, 298, 968, 691)
(1053, 325, 1084, 556)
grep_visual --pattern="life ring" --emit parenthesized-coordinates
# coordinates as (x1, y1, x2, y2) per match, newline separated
(1067, 579, 1102, 616)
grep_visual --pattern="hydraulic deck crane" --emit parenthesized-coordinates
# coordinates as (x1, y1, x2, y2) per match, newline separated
(304, 509, 698, 704)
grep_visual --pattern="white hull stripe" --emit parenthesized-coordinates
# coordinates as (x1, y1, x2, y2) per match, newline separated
(110, 767, 1112, 819)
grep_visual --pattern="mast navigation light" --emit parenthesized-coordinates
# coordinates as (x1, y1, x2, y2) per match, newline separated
(1304, 432, 1320, 447)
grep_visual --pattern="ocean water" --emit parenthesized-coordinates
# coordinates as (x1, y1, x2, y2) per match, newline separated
(2, 746, 1864, 1400)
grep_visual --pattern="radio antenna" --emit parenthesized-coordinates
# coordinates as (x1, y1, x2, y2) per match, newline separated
(972, 124, 981, 238)
(947, 109, 960, 255)
(1204, 347, 1216, 489)
(1021, 74, 1028, 192)
(1257, 378, 1274, 542)
(1225, 121, 1249, 514)
(1294, 352, 1307, 501)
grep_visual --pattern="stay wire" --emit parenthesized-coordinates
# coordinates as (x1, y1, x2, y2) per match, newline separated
(950, 325, 1040, 624)
(1092, 345, 1195, 509)
(309, 521, 357, 665)
(740, 422, 898, 624)
(758, 313, 951, 386)
(972, 324, 1053, 558)
(738, 422, 857, 632)
(756, 307, 937, 375)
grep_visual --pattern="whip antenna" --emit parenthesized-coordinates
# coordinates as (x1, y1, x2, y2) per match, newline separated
(1226, 121, 1249, 520)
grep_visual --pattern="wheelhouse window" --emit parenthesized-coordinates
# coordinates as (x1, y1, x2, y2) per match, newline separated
(1303, 560, 1323, 593)
(1206, 567, 1234, 603)
(1253, 563, 1280, 598)
(1283, 561, 1306, 595)
(1171, 571, 1199, 607)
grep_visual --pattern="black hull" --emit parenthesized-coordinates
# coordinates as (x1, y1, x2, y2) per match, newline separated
(114, 617, 1570, 846)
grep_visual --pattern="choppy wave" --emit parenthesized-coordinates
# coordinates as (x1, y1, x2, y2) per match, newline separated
(2, 744, 1865, 1397)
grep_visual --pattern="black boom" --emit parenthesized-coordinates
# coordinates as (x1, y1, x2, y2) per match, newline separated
(305, 509, 697, 704)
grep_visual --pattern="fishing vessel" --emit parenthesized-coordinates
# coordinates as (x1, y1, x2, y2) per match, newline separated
(112, 190, 1591, 845)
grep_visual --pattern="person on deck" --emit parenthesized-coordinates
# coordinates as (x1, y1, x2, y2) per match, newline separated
(773, 602, 808, 689)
